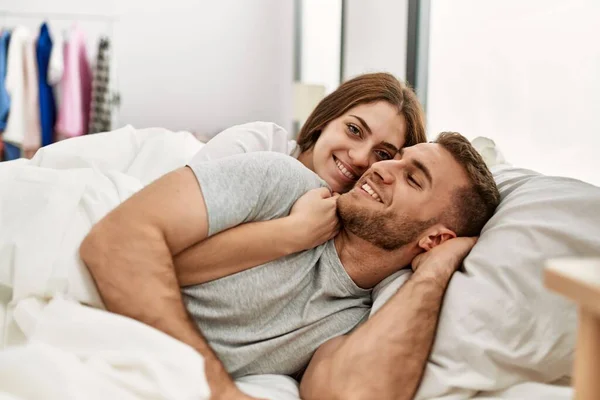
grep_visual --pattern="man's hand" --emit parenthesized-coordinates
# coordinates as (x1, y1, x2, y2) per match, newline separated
(412, 236, 478, 277)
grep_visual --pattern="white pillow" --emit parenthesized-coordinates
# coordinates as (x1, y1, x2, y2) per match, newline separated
(125, 127, 204, 185)
(372, 165, 600, 399)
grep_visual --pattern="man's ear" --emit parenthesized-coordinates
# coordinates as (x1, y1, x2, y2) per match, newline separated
(417, 225, 457, 252)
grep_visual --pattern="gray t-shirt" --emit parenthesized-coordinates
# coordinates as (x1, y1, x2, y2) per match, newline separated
(183, 151, 371, 378)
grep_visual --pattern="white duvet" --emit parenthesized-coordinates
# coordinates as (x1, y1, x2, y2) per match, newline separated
(0, 126, 300, 400)
(0, 126, 577, 399)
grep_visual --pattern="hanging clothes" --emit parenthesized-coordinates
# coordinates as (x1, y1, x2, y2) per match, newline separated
(0, 30, 10, 161)
(55, 25, 92, 140)
(3, 26, 41, 158)
(0, 30, 10, 131)
(47, 28, 64, 111)
(47, 30, 64, 85)
(36, 22, 57, 147)
(3, 142, 21, 161)
(89, 36, 112, 134)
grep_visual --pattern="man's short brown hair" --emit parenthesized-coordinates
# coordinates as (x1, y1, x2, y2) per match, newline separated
(435, 132, 500, 237)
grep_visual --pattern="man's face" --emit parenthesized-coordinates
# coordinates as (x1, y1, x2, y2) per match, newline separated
(337, 142, 469, 250)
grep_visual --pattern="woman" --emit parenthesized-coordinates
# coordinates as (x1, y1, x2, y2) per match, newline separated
(175, 72, 426, 285)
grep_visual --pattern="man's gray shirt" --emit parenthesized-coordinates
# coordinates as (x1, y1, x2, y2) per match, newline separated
(184, 151, 371, 378)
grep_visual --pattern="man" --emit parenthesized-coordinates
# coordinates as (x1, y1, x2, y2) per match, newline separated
(80, 132, 499, 400)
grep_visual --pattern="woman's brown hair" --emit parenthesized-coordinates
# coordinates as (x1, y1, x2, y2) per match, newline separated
(296, 72, 426, 153)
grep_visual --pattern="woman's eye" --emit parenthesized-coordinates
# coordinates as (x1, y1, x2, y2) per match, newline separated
(347, 124, 361, 136)
(375, 150, 392, 160)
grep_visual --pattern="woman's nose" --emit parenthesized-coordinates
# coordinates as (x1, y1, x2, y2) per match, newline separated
(348, 146, 370, 170)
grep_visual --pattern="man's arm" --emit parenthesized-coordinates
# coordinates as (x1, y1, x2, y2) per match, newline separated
(80, 167, 251, 400)
(300, 237, 476, 400)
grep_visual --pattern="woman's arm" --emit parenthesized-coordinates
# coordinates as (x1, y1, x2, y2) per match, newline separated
(176, 218, 301, 286)
(175, 187, 339, 286)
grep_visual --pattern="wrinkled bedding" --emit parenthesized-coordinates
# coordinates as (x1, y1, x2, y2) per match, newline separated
(0, 127, 580, 399)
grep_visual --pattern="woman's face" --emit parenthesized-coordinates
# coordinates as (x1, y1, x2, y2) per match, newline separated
(304, 101, 407, 194)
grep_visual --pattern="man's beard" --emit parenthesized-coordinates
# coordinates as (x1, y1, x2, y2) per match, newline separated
(338, 194, 435, 251)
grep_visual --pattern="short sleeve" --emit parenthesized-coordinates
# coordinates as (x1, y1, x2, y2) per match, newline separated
(188, 152, 327, 236)
(191, 121, 297, 163)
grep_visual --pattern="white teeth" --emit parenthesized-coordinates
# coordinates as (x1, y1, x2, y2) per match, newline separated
(361, 183, 382, 203)
(335, 159, 356, 180)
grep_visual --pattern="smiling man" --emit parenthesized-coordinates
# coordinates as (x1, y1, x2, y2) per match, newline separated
(81, 132, 499, 400)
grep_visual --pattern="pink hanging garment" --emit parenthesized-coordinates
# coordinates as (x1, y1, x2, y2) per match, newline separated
(55, 25, 92, 140)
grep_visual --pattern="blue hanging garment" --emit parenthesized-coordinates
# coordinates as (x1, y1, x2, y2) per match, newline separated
(0, 30, 11, 131)
(3, 141, 21, 160)
(37, 22, 57, 147)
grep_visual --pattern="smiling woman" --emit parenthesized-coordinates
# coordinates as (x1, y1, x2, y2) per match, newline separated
(295, 72, 426, 192)
(297, 101, 406, 193)
(173, 72, 427, 287)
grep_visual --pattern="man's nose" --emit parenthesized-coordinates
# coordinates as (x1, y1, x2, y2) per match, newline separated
(371, 160, 403, 184)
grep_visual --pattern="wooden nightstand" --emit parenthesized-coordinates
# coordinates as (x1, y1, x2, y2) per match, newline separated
(545, 258, 600, 400)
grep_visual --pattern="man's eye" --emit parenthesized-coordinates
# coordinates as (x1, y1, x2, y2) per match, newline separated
(408, 175, 421, 189)
(375, 150, 392, 160)
(347, 124, 361, 136)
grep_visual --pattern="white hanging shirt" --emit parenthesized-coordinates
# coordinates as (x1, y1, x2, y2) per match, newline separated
(47, 30, 64, 85)
(3, 26, 41, 150)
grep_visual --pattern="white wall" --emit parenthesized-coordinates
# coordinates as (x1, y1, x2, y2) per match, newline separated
(343, 0, 408, 81)
(301, 0, 342, 94)
(428, 0, 600, 186)
(0, 0, 294, 136)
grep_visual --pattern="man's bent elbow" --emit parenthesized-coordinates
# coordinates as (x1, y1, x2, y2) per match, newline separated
(79, 221, 113, 275)
(300, 335, 418, 400)
(300, 336, 356, 400)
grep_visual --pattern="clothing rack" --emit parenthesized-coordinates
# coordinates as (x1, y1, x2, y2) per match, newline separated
(0, 8, 121, 152)
(0, 10, 118, 43)
(0, 11, 119, 22)
(0, 8, 121, 94)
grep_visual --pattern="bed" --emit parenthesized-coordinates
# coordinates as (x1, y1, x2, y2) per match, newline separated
(0, 127, 598, 399)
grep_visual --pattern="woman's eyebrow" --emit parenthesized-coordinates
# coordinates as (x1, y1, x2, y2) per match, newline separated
(349, 115, 371, 134)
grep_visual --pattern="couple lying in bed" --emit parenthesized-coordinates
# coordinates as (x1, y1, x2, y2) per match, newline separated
(80, 73, 500, 400)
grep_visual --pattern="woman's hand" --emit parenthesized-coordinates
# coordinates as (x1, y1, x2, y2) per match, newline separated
(288, 187, 340, 251)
